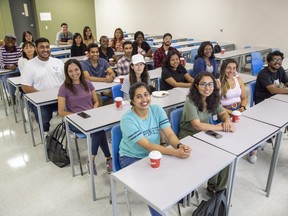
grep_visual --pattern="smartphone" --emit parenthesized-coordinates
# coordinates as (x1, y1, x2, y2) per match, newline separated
(205, 130, 222, 139)
(77, 112, 91, 119)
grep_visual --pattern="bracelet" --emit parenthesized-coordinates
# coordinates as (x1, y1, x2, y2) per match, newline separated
(176, 143, 182, 149)
(240, 106, 246, 110)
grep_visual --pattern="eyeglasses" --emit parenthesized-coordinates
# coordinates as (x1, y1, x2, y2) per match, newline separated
(198, 82, 214, 88)
(271, 58, 282, 63)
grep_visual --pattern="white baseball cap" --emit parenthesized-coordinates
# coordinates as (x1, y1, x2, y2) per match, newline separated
(131, 54, 146, 64)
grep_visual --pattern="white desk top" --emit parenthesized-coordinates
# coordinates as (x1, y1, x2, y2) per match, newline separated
(270, 94, 288, 103)
(111, 136, 235, 213)
(50, 44, 71, 49)
(193, 116, 279, 156)
(281, 58, 288, 71)
(0, 68, 13, 75)
(215, 47, 271, 60)
(152, 37, 187, 45)
(237, 73, 256, 84)
(50, 49, 70, 57)
(61, 55, 87, 63)
(7, 76, 22, 86)
(243, 98, 288, 128)
(151, 89, 186, 108)
(152, 40, 203, 49)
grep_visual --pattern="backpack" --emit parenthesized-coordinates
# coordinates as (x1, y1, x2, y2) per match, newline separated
(213, 43, 221, 54)
(192, 189, 227, 216)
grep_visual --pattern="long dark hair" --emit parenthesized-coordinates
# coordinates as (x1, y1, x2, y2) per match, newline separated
(64, 59, 89, 95)
(219, 59, 238, 98)
(195, 41, 215, 59)
(22, 41, 37, 60)
(22, 31, 34, 43)
(83, 26, 94, 41)
(72, 33, 84, 46)
(188, 71, 220, 113)
(129, 82, 150, 106)
(162, 50, 181, 69)
(129, 63, 150, 86)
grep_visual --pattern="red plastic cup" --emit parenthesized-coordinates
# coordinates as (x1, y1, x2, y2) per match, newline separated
(119, 76, 124, 84)
(115, 97, 123, 109)
(221, 48, 225, 54)
(180, 57, 185, 66)
(232, 110, 241, 123)
(149, 150, 162, 168)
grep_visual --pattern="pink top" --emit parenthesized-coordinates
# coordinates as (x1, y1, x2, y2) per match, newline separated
(220, 76, 241, 106)
(109, 38, 125, 52)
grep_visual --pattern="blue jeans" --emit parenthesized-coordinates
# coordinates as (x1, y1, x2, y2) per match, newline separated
(119, 156, 162, 216)
(70, 124, 111, 157)
(28, 102, 58, 132)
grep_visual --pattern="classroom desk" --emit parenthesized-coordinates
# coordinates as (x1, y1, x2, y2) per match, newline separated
(151, 40, 203, 49)
(270, 94, 288, 103)
(50, 49, 70, 58)
(50, 44, 71, 50)
(61, 55, 88, 63)
(193, 116, 279, 209)
(65, 89, 188, 201)
(0, 68, 14, 116)
(241, 98, 288, 197)
(237, 73, 256, 84)
(7, 77, 27, 132)
(111, 136, 236, 215)
(214, 47, 271, 72)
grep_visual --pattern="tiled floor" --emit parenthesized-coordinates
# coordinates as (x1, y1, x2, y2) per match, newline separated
(0, 102, 288, 216)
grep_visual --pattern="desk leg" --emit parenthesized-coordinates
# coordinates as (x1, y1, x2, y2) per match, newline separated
(111, 175, 118, 216)
(265, 130, 283, 197)
(37, 105, 49, 162)
(227, 157, 237, 215)
(64, 119, 75, 177)
(8, 81, 17, 123)
(19, 96, 27, 133)
(87, 135, 96, 201)
(25, 97, 36, 147)
(0, 81, 8, 116)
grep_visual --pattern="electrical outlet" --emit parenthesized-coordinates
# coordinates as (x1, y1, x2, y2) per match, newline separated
(45, 26, 48, 30)
(220, 29, 223, 32)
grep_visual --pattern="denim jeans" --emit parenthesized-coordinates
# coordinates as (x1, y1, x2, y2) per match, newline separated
(69, 124, 111, 157)
(119, 156, 162, 216)
(28, 102, 58, 132)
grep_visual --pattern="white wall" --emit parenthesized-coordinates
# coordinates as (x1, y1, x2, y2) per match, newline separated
(95, 0, 288, 55)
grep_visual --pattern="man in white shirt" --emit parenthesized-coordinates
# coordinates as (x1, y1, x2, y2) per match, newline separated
(22, 37, 64, 132)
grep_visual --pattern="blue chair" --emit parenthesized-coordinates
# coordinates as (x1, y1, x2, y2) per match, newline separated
(209, 115, 222, 125)
(251, 52, 263, 76)
(146, 40, 154, 46)
(249, 81, 256, 107)
(187, 38, 194, 41)
(173, 45, 181, 49)
(189, 49, 198, 64)
(170, 107, 183, 136)
(111, 84, 123, 100)
(157, 78, 162, 91)
(110, 124, 131, 214)
(172, 39, 177, 43)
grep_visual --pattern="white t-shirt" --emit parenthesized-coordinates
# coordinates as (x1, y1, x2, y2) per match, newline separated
(18, 57, 28, 74)
(22, 56, 64, 91)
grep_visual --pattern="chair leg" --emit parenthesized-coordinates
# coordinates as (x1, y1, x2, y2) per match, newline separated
(124, 187, 132, 216)
(177, 202, 182, 216)
(74, 137, 83, 176)
(194, 189, 200, 206)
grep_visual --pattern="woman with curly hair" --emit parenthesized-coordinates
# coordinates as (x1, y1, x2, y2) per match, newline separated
(109, 27, 125, 52)
(179, 71, 234, 195)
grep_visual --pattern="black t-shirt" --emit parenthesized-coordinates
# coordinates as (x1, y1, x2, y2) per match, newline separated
(70, 44, 87, 57)
(160, 64, 188, 90)
(99, 47, 115, 61)
(132, 41, 151, 56)
(254, 66, 288, 104)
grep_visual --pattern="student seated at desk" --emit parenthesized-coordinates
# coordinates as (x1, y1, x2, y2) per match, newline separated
(193, 41, 217, 78)
(132, 31, 152, 58)
(109, 28, 125, 52)
(58, 59, 112, 175)
(116, 41, 133, 75)
(219, 59, 247, 115)
(18, 41, 37, 73)
(20, 30, 34, 48)
(56, 23, 73, 45)
(99, 35, 118, 66)
(178, 71, 234, 195)
(81, 43, 116, 105)
(160, 50, 193, 90)
(250, 51, 288, 164)
(82, 26, 95, 46)
(119, 82, 191, 216)
(121, 54, 151, 100)
(22, 37, 64, 134)
(70, 33, 87, 57)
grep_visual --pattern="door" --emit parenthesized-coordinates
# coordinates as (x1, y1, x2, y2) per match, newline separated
(9, 0, 38, 45)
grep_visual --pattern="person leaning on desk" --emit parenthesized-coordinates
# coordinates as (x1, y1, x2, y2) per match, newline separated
(119, 82, 191, 216)
(178, 71, 235, 196)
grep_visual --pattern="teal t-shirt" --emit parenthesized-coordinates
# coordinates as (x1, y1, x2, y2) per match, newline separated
(119, 104, 170, 158)
(178, 98, 224, 139)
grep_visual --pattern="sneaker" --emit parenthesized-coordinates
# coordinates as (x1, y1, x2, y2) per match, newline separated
(106, 158, 113, 174)
(248, 150, 257, 164)
(87, 161, 97, 176)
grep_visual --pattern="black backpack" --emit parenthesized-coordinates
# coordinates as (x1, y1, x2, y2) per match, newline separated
(213, 43, 221, 54)
(192, 189, 227, 216)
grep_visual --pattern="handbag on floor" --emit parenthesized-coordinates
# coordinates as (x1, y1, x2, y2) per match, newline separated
(192, 189, 227, 216)
(46, 122, 70, 168)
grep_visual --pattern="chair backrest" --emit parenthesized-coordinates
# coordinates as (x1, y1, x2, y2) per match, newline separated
(146, 40, 154, 46)
(170, 107, 183, 136)
(111, 124, 122, 172)
(249, 80, 256, 107)
(112, 84, 123, 100)
(189, 49, 198, 64)
(251, 52, 263, 76)
(157, 77, 162, 91)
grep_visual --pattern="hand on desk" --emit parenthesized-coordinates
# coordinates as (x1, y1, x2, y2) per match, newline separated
(222, 122, 235, 132)
(175, 144, 191, 159)
(105, 75, 114, 83)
